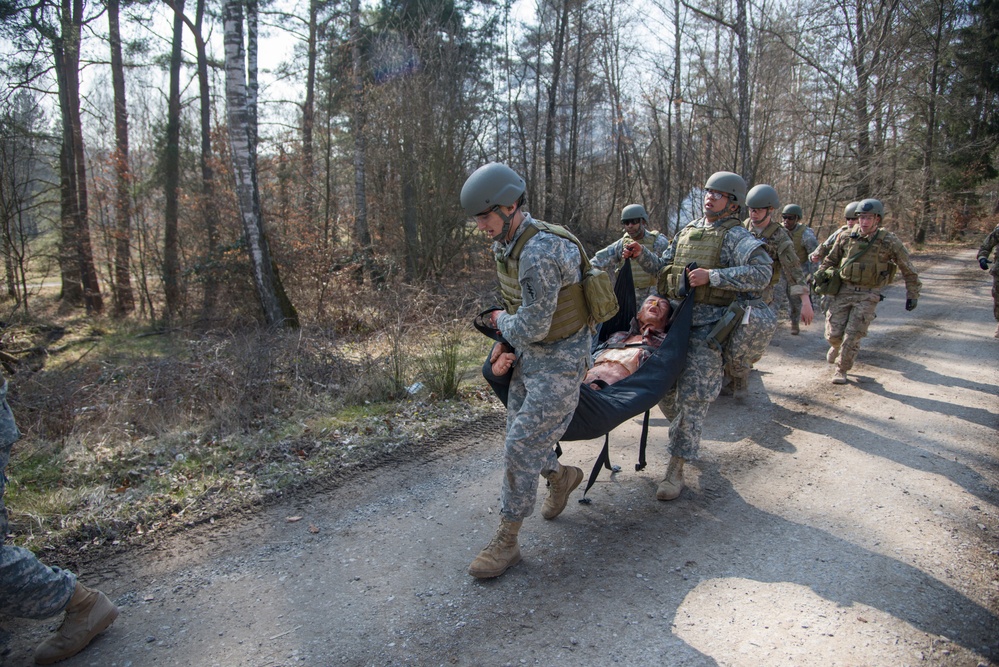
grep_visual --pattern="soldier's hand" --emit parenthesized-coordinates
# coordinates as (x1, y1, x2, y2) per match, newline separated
(622, 242, 641, 259)
(980, 257, 990, 271)
(905, 298, 917, 311)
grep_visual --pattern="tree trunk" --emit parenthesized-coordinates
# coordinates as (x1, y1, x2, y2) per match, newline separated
(162, 0, 185, 319)
(735, 0, 751, 181)
(223, 0, 299, 327)
(916, 1, 944, 245)
(108, 0, 135, 316)
(543, 0, 570, 222)
(193, 0, 220, 316)
(351, 0, 373, 284)
(302, 0, 318, 226)
(56, 0, 102, 313)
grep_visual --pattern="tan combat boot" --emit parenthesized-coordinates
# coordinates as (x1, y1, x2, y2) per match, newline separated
(730, 373, 748, 397)
(826, 345, 840, 364)
(994, 322, 999, 339)
(34, 582, 119, 665)
(468, 519, 522, 579)
(831, 370, 848, 384)
(656, 456, 686, 501)
(541, 464, 583, 520)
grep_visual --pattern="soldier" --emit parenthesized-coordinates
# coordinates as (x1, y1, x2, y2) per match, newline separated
(591, 204, 670, 303)
(780, 204, 819, 334)
(623, 171, 772, 500)
(722, 185, 813, 395)
(811, 201, 860, 266)
(0, 377, 119, 664)
(977, 224, 999, 338)
(461, 162, 590, 579)
(819, 198, 921, 384)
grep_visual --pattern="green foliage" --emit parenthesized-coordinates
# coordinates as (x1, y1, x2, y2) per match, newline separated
(416, 327, 463, 399)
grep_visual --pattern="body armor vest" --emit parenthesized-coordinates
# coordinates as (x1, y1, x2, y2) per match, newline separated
(745, 220, 782, 287)
(621, 229, 661, 289)
(659, 217, 741, 306)
(496, 221, 589, 343)
(837, 229, 896, 288)
(790, 224, 809, 265)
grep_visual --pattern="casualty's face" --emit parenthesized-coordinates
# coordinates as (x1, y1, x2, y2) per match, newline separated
(638, 295, 671, 332)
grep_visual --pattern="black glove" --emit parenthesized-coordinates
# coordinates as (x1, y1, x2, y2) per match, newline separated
(980, 257, 990, 271)
(905, 298, 917, 311)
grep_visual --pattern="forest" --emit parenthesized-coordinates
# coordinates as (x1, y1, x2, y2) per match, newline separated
(0, 0, 996, 329)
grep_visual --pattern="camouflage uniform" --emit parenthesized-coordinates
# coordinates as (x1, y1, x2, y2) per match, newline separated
(591, 227, 670, 303)
(977, 225, 999, 321)
(0, 378, 77, 620)
(820, 228, 921, 373)
(783, 222, 819, 323)
(494, 213, 591, 520)
(634, 215, 772, 460)
(725, 220, 809, 378)
(813, 225, 852, 313)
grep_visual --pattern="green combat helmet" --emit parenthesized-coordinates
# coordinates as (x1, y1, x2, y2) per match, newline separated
(782, 204, 803, 219)
(844, 201, 861, 220)
(704, 171, 748, 205)
(621, 204, 648, 222)
(857, 198, 884, 217)
(460, 163, 526, 217)
(746, 184, 779, 210)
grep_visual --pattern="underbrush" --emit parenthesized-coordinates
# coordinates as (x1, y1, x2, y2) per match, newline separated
(0, 285, 501, 556)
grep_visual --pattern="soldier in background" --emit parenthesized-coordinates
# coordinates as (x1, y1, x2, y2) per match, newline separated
(591, 204, 670, 303)
(819, 198, 921, 384)
(624, 171, 772, 500)
(811, 202, 861, 313)
(721, 185, 813, 396)
(780, 204, 819, 334)
(461, 163, 590, 579)
(0, 377, 119, 664)
(976, 224, 999, 338)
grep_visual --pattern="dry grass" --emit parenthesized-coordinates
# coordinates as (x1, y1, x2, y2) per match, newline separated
(0, 284, 500, 556)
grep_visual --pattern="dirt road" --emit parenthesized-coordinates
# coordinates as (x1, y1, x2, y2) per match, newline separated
(2, 248, 997, 667)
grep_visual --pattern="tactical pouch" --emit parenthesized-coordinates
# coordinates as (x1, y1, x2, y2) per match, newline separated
(581, 267, 619, 324)
(706, 300, 746, 349)
(812, 268, 842, 296)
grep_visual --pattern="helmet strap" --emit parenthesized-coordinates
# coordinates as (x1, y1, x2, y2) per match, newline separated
(498, 204, 518, 241)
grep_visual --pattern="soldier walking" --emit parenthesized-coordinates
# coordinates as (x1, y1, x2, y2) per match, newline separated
(976, 224, 999, 338)
(819, 199, 921, 384)
(780, 204, 819, 334)
(460, 163, 590, 579)
(624, 172, 772, 500)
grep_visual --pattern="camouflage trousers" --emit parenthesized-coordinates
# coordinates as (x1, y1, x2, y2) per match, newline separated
(824, 288, 880, 372)
(992, 274, 999, 321)
(0, 381, 76, 620)
(724, 300, 778, 379)
(658, 325, 723, 461)
(502, 343, 588, 521)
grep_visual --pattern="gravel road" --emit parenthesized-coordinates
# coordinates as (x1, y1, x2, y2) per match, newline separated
(2, 248, 997, 667)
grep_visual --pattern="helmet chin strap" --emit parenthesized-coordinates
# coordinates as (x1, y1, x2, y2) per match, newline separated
(498, 205, 518, 241)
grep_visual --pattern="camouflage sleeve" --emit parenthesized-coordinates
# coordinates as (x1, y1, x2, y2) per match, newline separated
(978, 227, 999, 262)
(652, 233, 672, 255)
(634, 236, 676, 275)
(819, 233, 847, 272)
(775, 231, 808, 293)
(496, 233, 582, 347)
(591, 238, 623, 271)
(709, 227, 773, 292)
(887, 234, 921, 299)
(803, 227, 819, 255)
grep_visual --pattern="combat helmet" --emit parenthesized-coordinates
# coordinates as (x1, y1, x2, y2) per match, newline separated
(460, 163, 526, 217)
(704, 171, 748, 205)
(782, 204, 803, 219)
(844, 201, 861, 220)
(856, 198, 884, 217)
(621, 204, 649, 222)
(746, 184, 779, 210)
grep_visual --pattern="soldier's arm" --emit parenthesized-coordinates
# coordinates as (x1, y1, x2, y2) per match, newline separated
(711, 231, 773, 292)
(591, 239, 622, 270)
(777, 235, 808, 293)
(889, 237, 922, 300)
(978, 227, 999, 262)
(803, 228, 819, 255)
